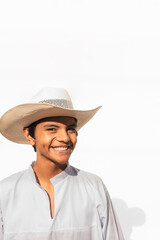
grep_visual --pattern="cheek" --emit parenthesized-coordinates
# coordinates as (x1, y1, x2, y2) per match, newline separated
(72, 136, 77, 149)
(35, 134, 51, 147)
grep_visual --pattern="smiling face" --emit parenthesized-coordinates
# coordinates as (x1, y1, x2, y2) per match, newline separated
(24, 117, 77, 168)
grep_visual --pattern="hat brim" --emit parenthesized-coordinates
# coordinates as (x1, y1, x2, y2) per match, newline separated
(0, 103, 101, 144)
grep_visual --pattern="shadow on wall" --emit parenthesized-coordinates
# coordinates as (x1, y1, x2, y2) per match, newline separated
(112, 198, 146, 240)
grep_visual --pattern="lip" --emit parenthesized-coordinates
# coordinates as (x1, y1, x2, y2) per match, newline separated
(51, 145, 70, 148)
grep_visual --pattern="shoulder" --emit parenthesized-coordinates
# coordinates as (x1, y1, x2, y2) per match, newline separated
(0, 170, 27, 195)
(0, 170, 26, 184)
(70, 165, 107, 192)
(70, 165, 110, 212)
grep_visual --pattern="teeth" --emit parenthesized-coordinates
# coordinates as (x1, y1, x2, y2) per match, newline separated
(54, 147, 68, 151)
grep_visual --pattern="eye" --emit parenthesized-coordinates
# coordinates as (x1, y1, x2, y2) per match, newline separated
(67, 128, 78, 135)
(47, 128, 57, 132)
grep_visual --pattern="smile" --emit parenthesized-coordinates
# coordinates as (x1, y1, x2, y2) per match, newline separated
(52, 146, 70, 151)
(54, 147, 68, 151)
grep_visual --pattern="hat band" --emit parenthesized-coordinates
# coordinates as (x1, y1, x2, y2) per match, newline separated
(39, 99, 74, 109)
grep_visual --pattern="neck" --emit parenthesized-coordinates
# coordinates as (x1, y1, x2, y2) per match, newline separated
(33, 157, 67, 181)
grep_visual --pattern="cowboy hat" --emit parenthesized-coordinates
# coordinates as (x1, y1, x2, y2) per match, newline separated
(0, 87, 101, 144)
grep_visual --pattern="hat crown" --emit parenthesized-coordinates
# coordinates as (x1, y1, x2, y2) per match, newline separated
(30, 87, 74, 109)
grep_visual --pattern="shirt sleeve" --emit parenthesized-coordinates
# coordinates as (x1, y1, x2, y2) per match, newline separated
(99, 182, 125, 240)
(0, 203, 4, 240)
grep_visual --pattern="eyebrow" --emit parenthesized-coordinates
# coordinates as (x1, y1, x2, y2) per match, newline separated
(43, 123, 77, 128)
(67, 124, 77, 128)
(43, 124, 60, 128)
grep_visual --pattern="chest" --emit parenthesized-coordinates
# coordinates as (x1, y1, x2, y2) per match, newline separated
(40, 181, 55, 219)
(2, 179, 98, 233)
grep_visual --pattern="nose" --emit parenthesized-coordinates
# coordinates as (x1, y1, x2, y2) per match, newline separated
(56, 129, 70, 143)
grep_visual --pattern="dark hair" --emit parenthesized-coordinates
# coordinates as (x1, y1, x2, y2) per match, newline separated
(27, 120, 41, 152)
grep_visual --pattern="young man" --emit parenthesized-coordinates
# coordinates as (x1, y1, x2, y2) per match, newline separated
(0, 87, 124, 240)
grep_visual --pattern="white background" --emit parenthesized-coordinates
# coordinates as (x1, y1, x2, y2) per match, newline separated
(0, 0, 160, 239)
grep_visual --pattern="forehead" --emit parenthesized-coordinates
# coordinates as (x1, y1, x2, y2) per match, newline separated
(36, 116, 77, 127)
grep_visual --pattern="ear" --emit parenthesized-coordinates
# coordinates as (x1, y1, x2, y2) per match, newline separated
(23, 128, 36, 146)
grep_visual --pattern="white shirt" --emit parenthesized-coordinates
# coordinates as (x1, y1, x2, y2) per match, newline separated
(0, 163, 124, 240)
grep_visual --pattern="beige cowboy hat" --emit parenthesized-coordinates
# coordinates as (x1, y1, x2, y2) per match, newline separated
(0, 87, 101, 144)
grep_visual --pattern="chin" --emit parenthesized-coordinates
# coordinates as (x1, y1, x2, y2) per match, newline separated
(50, 158, 69, 166)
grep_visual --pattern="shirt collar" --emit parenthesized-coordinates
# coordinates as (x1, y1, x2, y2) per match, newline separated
(27, 162, 76, 186)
